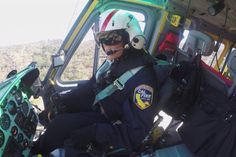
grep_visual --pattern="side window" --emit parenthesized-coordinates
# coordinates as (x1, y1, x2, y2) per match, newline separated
(178, 30, 189, 50)
(61, 27, 95, 81)
(178, 30, 225, 69)
(61, 10, 146, 81)
(222, 48, 236, 81)
(201, 42, 225, 67)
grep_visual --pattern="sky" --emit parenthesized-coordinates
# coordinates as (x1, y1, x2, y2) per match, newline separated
(0, 0, 86, 47)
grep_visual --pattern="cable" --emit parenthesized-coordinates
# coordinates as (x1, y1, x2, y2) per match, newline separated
(223, 7, 230, 28)
(185, 0, 192, 19)
(215, 46, 221, 72)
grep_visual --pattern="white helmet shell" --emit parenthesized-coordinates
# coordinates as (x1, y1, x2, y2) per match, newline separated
(94, 9, 146, 49)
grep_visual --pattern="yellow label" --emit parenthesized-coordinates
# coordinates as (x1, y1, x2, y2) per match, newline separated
(170, 15, 181, 27)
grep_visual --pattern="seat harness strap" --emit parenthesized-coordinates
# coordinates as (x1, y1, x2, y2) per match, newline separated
(93, 66, 144, 106)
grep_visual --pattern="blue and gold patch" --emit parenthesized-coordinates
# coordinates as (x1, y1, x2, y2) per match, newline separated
(133, 84, 153, 110)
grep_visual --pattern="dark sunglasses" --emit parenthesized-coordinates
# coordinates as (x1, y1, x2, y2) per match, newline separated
(99, 31, 123, 45)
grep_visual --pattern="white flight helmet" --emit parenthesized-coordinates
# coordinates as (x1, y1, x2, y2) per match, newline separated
(94, 9, 146, 50)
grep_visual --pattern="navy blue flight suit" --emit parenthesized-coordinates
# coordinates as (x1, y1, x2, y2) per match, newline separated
(33, 49, 159, 156)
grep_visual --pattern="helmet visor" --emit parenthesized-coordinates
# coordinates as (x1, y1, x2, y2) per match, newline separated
(97, 30, 124, 45)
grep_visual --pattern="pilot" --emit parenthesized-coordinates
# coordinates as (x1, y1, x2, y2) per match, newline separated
(32, 9, 159, 156)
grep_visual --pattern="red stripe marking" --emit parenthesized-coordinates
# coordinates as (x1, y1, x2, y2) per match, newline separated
(101, 10, 118, 32)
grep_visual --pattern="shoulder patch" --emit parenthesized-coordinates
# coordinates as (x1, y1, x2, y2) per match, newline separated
(133, 84, 153, 110)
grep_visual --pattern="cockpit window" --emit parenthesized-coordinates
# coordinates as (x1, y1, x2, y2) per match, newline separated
(201, 42, 225, 68)
(0, 0, 89, 83)
(178, 30, 225, 70)
(178, 30, 189, 50)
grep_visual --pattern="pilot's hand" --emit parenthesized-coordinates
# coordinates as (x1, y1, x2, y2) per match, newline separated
(50, 92, 68, 114)
(39, 92, 67, 125)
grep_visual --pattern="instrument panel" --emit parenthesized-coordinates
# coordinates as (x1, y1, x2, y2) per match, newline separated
(0, 85, 38, 157)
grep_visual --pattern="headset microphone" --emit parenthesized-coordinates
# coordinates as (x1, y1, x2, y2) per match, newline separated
(105, 45, 130, 56)
(105, 49, 119, 55)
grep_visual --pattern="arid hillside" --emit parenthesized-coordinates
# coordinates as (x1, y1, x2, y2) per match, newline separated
(0, 40, 62, 82)
(0, 39, 99, 83)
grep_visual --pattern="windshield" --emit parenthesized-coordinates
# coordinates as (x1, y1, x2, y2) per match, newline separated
(0, 0, 88, 82)
(0, 41, 61, 82)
